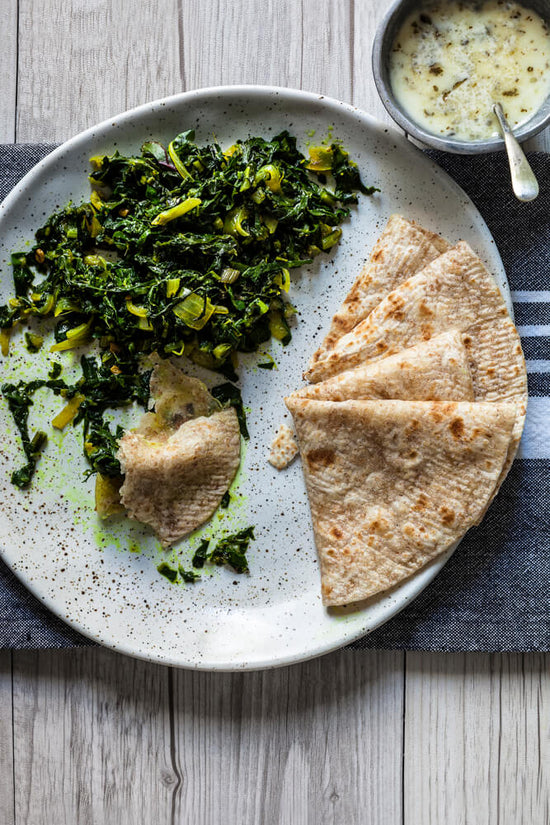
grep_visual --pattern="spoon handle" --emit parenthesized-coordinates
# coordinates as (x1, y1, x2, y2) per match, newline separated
(493, 103, 539, 202)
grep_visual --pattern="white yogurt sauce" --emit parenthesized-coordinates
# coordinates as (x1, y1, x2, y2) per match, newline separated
(389, 0, 550, 141)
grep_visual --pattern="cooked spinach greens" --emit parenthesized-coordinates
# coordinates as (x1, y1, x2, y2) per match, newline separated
(206, 525, 255, 574)
(159, 526, 256, 583)
(0, 130, 375, 488)
(2, 351, 151, 486)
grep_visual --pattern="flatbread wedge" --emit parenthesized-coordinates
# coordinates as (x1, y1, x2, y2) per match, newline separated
(289, 330, 474, 403)
(305, 241, 527, 508)
(309, 215, 449, 364)
(118, 407, 241, 547)
(460, 316, 528, 517)
(299, 317, 527, 509)
(305, 241, 509, 383)
(284, 398, 518, 606)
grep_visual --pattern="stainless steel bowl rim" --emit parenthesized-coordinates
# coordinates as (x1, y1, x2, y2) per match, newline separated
(372, 0, 550, 155)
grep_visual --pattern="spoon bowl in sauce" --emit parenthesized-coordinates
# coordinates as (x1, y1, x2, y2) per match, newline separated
(373, 0, 550, 154)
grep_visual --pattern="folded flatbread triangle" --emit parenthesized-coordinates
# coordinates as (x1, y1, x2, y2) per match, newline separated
(303, 241, 528, 504)
(289, 330, 474, 403)
(285, 398, 518, 606)
(306, 241, 509, 382)
(309, 214, 449, 364)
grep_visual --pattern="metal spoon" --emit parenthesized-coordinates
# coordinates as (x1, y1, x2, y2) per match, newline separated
(493, 102, 539, 202)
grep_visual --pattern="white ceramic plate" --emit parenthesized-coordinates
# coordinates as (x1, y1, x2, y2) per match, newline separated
(0, 87, 510, 670)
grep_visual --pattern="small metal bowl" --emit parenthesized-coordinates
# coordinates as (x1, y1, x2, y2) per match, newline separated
(372, 0, 550, 154)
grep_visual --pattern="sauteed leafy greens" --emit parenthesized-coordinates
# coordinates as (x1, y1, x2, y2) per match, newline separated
(0, 130, 376, 488)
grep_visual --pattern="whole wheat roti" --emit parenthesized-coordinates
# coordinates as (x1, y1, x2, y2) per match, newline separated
(289, 330, 473, 403)
(118, 407, 241, 547)
(305, 241, 510, 383)
(304, 241, 528, 502)
(309, 214, 449, 364)
(285, 397, 518, 606)
(301, 318, 526, 505)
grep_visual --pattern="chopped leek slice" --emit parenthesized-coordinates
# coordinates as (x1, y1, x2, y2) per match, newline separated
(152, 197, 201, 226)
(50, 319, 93, 351)
(168, 141, 193, 180)
(223, 206, 249, 238)
(52, 393, 84, 430)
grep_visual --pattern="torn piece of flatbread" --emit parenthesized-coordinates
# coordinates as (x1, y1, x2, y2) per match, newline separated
(134, 359, 220, 440)
(289, 330, 474, 403)
(118, 407, 241, 547)
(309, 215, 449, 364)
(269, 423, 299, 469)
(113, 360, 241, 546)
(95, 359, 226, 519)
(284, 397, 517, 606)
(305, 241, 509, 383)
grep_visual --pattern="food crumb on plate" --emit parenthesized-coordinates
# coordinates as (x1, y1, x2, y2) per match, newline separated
(268, 423, 299, 470)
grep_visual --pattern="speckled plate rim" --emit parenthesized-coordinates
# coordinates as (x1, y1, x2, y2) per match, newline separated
(0, 85, 512, 670)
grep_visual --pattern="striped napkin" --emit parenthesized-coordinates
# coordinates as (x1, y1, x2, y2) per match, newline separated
(0, 145, 548, 650)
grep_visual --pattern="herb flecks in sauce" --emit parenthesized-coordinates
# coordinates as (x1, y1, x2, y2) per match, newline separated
(390, 1, 550, 141)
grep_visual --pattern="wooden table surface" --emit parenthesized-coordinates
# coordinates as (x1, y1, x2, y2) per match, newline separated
(2, 1, 549, 823)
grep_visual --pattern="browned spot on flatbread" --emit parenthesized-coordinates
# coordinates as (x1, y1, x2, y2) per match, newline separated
(306, 448, 335, 471)
(330, 525, 343, 540)
(385, 293, 406, 313)
(427, 403, 456, 425)
(439, 506, 455, 526)
(388, 308, 405, 321)
(449, 417, 465, 439)
(419, 301, 434, 317)
(415, 493, 429, 511)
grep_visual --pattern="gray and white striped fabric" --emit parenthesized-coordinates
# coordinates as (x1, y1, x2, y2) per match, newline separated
(0, 146, 548, 650)
(515, 290, 549, 461)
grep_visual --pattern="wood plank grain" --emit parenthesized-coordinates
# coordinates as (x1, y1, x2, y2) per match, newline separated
(1, 0, 18, 142)
(352, 1, 395, 122)
(404, 652, 550, 825)
(179, 0, 352, 100)
(16, 0, 181, 142)
(170, 650, 404, 825)
(12, 649, 174, 824)
(0, 653, 15, 825)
